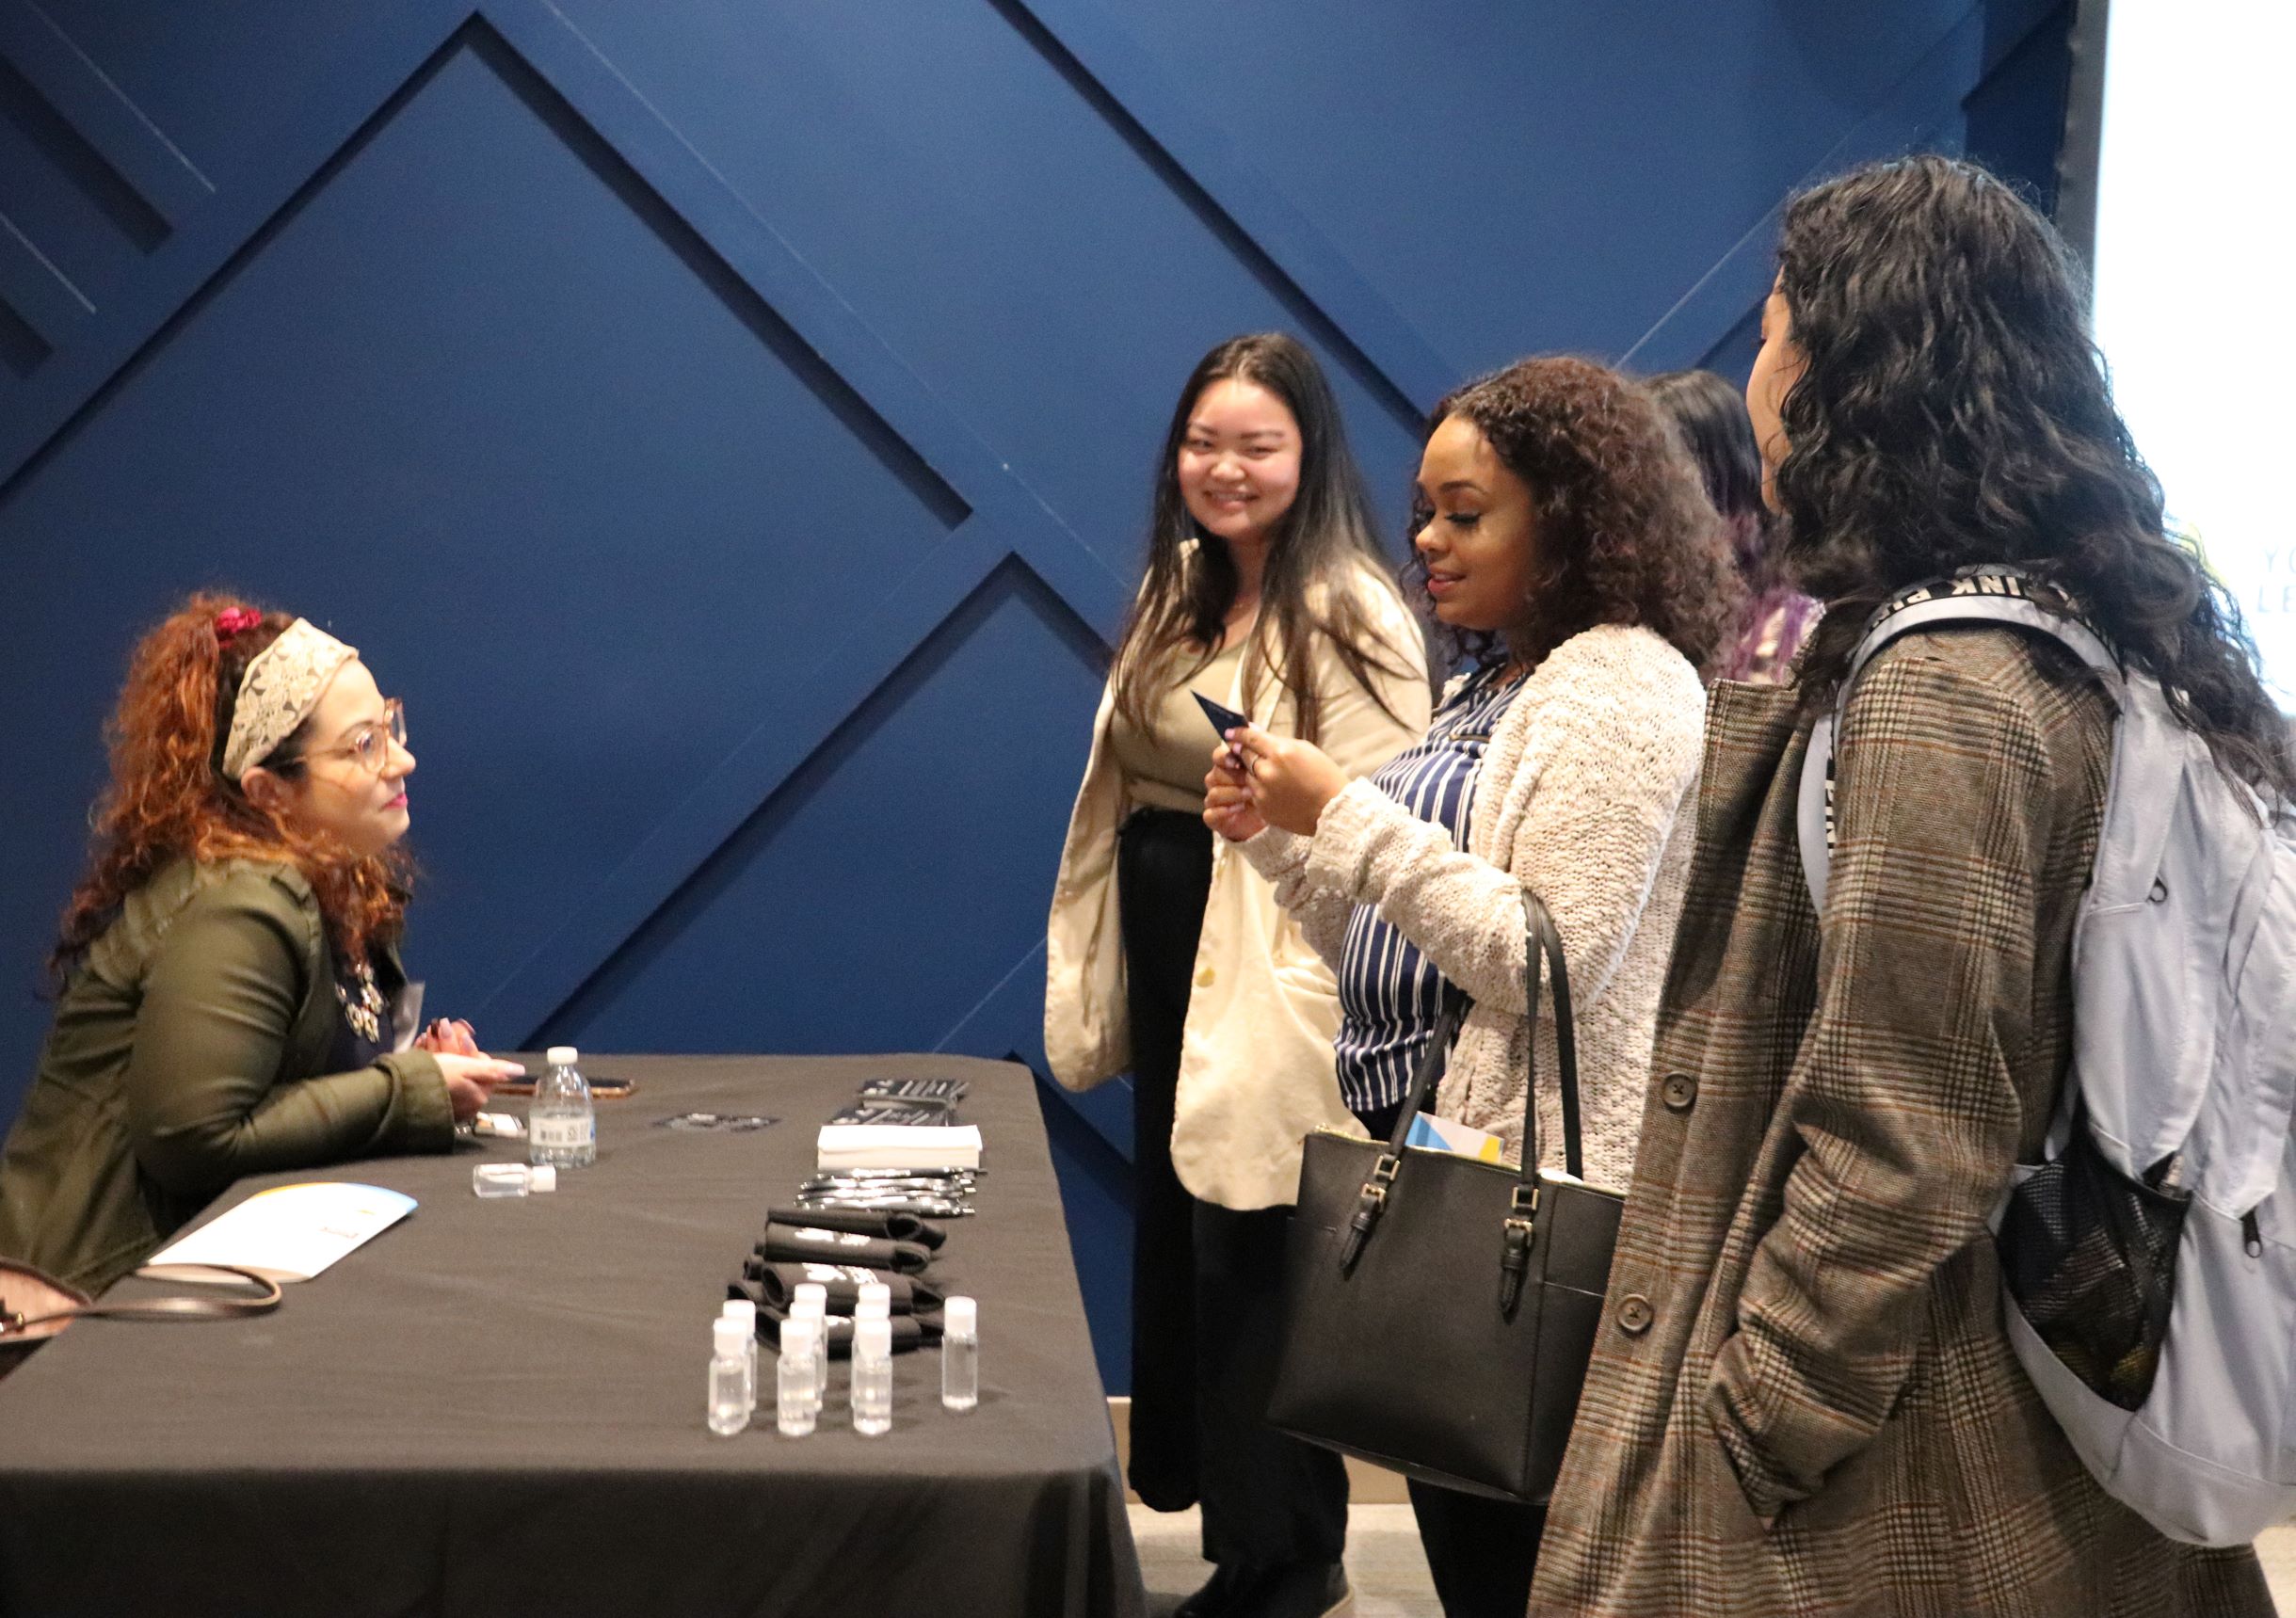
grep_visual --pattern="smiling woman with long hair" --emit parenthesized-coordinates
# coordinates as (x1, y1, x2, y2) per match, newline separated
(1528, 156, 2281, 1618)
(0, 595, 521, 1296)
(1046, 333, 1428, 1618)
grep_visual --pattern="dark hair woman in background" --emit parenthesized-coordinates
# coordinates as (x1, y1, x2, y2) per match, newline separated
(1045, 333, 1428, 1618)
(0, 597, 521, 1296)
(1530, 156, 2282, 1617)
(1210, 356, 1740, 1617)
(1648, 367, 1816, 682)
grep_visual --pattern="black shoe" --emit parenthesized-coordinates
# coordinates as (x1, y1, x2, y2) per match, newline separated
(1173, 1562, 1252, 1618)
(1223, 1561, 1352, 1618)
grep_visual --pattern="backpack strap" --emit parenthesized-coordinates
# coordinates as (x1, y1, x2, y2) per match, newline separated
(1797, 569, 2123, 914)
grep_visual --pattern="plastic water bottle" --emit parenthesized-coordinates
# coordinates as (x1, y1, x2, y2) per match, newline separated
(851, 1316, 892, 1437)
(777, 1316, 820, 1436)
(942, 1295, 978, 1413)
(707, 1317, 752, 1436)
(530, 1045, 596, 1168)
(721, 1298, 759, 1391)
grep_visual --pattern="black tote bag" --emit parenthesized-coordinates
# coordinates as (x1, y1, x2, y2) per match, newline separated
(1266, 888, 1624, 1502)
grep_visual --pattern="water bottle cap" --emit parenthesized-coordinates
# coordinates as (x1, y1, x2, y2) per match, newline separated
(713, 1317, 749, 1358)
(793, 1283, 828, 1307)
(779, 1315, 817, 1352)
(721, 1298, 757, 1330)
(856, 1297, 891, 1321)
(945, 1295, 977, 1335)
(856, 1317, 892, 1355)
(527, 1164, 556, 1193)
(858, 1281, 891, 1306)
(545, 1046, 579, 1066)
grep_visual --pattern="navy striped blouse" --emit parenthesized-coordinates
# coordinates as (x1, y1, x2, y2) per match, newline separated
(1334, 665, 1522, 1114)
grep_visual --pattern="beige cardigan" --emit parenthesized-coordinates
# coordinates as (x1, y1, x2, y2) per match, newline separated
(1044, 565, 1431, 1209)
(1239, 624, 1705, 1190)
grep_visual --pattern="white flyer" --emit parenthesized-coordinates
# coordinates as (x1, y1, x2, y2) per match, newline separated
(140, 1181, 417, 1284)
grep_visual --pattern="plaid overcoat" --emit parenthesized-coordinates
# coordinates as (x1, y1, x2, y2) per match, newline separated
(1529, 627, 2274, 1617)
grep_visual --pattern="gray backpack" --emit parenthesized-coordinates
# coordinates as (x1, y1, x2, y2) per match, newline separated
(1799, 567, 2296, 1546)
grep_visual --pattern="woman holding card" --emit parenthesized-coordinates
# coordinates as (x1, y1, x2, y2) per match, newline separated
(1047, 332, 1428, 1617)
(1206, 356, 1739, 1617)
(0, 596, 521, 1296)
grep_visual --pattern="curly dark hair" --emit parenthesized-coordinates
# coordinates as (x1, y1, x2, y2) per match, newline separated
(1411, 356, 1743, 679)
(1774, 154, 2293, 797)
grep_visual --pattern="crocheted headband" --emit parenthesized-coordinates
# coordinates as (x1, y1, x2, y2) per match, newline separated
(220, 618, 359, 779)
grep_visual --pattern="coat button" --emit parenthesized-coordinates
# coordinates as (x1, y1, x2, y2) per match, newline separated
(1615, 1294, 1654, 1337)
(1195, 966, 1215, 988)
(1662, 1073, 1698, 1113)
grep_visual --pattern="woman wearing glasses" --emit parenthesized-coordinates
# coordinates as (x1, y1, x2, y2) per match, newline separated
(0, 595, 521, 1295)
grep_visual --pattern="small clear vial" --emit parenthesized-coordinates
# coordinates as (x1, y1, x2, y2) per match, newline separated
(721, 1298, 760, 1391)
(851, 1316, 893, 1437)
(794, 1285, 830, 1386)
(707, 1317, 752, 1436)
(941, 1295, 978, 1413)
(857, 1281, 891, 1318)
(777, 1317, 819, 1436)
(530, 1045, 597, 1169)
(471, 1162, 530, 1198)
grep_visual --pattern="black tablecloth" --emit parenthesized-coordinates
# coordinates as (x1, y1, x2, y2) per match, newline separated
(0, 1055, 1145, 1618)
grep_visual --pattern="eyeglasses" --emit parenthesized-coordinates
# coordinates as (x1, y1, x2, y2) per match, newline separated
(299, 699, 408, 776)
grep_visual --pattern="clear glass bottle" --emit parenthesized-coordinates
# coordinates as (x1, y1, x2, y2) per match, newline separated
(851, 1316, 892, 1437)
(707, 1317, 752, 1436)
(777, 1317, 819, 1436)
(529, 1045, 596, 1168)
(941, 1295, 978, 1413)
(721, 1298, 759, 1392)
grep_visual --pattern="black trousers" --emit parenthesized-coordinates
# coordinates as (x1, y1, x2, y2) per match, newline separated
(1349, 1098, 1544, 1616)
(1119, 809, 1349, 1567)
(1193, 1199, 1350, 1568)
(1116, 809, 1213, 1512)
(1406, 1481, 1545, 1618)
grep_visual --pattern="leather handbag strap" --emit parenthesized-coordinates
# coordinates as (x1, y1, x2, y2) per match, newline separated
(0, 1260, 283, 1344)
(1343, 887, 1582, 1268)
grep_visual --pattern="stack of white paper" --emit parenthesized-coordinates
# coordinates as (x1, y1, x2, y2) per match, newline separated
(815, 1123, 983, 1171)
(140, 1182, 416, 1283)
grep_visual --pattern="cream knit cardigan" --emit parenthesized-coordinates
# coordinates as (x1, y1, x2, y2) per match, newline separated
(1238, 623, 1705, 1190)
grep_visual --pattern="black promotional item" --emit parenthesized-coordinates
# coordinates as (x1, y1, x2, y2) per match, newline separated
(739, 1259, 940, 1316)
(1192, 691, 1249, 738)
(1267, 889, 1624, 1502)
(757, 1221, 932, 1275)
(765, 1205, 948, 1251)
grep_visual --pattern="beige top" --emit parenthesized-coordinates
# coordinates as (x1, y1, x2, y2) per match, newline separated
(1107, 638, 1247, 812)
(1045, 559, 1434, 1209)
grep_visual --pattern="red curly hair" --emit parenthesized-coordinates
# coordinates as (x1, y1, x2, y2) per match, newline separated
(51, 592, 409, 978)
(1410, 356, 1745, 679)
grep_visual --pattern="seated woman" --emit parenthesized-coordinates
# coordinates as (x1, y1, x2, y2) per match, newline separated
(1204, 357, 1741, 1618)
(0, 596, 522, 1293)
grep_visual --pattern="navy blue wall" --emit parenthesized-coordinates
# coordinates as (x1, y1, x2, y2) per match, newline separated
(0, 0, 2068, 1388)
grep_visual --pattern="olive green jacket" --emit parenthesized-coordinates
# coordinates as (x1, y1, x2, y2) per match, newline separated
(0, 859, 453, 1294)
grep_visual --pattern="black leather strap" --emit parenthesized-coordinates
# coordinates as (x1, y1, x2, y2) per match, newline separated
(1377, 888, 1579, 1178)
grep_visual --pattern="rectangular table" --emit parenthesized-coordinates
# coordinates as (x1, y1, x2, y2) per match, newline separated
(0, 1054, 1145, 1618)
